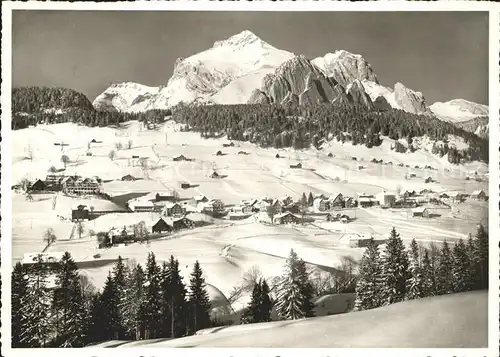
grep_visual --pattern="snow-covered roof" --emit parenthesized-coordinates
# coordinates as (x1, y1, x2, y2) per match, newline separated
(413, 207, 428, 213)
(359, 197, 376, 203)
(22, 252, 65, 265)
(164, 202, 181, 209)
(275, 212, 299, 219)
(471, 190, 485, 195)
(328, 193, 343, 201)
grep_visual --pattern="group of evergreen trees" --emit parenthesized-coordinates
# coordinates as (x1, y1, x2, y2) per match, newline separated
(171, 103, 488, 164)
(11, 87, 170, 130)
(355, 225, 489, 311)
(12, 252, 212, 347)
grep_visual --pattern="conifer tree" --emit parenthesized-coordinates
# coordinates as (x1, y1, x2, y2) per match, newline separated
(436, 241, 453, 295)
(354, 238, 383, 310)
(241, 281, 262, 324)
(123, 263, 146, 340)
(143, 252, 162, 339)
(161, 256, 188, 338)
(420, 248, 435, 298)
(111, 256, 128, 339)
(258, 279, 273, 322)
(12, 262, 29, 347)
(96, 274, 121, 341)
(406, 239, 424, 300)
(451, 239, 473, 293)
(473, 224, 488, 290)
(307, 192, 314, 207)
(52, 252, 86, 347)
(275, 249, 312, 320)
(22, 257, 52, 347)
(296, 257, 315, 317)
(300, 193, 307, 207)
(380, 227, 410, 305)
(187, 260, 211, 334)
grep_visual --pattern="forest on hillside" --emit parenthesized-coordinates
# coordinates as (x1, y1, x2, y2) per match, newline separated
(11, 86, 489, 164)
(171, 103, 489, 164)
(11, 87, 170, 130)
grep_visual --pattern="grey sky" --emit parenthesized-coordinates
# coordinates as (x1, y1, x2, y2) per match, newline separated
(12, 11, 489, 105)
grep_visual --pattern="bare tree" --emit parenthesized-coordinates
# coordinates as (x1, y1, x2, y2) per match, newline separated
(89, 205, 95, 213)
(227, 265, 264, 305)
(127, 140, 133, 150)
(139, 158, 149, 179)
(61, 155, 70, 169)
(18, 178, 31, 192)
(134, 221, 149, 243)
(43, 228, 57, 245)
(26, 145, 33, 161)
(77, 222, 85, 239)
(108, 150, 116, 161)
(115, 142, 123, 151)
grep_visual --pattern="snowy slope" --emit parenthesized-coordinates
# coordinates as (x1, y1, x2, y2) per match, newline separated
(429, 99, 489, 123)
(89, 291, 487, 348)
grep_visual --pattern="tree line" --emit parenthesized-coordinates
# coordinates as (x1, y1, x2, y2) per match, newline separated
(354, 224, 489, 311)
(12, 252, 211, 347)
(171, 103, 488, 164)
(12, 87, 171, 130)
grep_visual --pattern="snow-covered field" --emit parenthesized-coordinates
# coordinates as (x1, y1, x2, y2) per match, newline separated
(88, 290, 487, 348)
(12, 120, 488, 313)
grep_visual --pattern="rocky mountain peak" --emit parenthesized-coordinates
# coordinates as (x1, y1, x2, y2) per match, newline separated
(393, 82, 429, 115)
(213, 30, 266, 49)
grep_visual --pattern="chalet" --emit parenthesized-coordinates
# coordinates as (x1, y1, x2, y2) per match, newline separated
(357, 165, 364, 170)
(275, 153, 281, 158)
(283, 202, 301, 214)
(129, 200, 155, 212)
(328, 193, 344, 209)
(269, 199, 283, 214)
(132, 155, 140, 159)
(181, 183, 191, 189)
(412, 207, 430, 218)
(449, 192, 464, 202)
(211, 171, 221, 179)
(163, 202, 186, 217)
(121, 174, 136, 181)
(152, 218, 172, 234)
(313, 198, 329, 212)
(281, 196, 294, 206)
(173, 155, 188, 162)
(90, 139, 97, 143)
(424, 176, 433, 184)
(86, 152, 93, 156)
(223, 142, 235, 148)
(344, 197, 357, 208)
(22, 252, 65, 267)
(30, 179, 46, 192)
(155, 193, 176, 202)
(290, 163, 302, 169)
(202, 199, 225, 215)
(357, 193, 377, 208)
(194, 195, 209, 203)
(439, 193, 449, 199)
(109, 226, 135, 244)
(170, 217, 195, 230)
(471, 190, 487, 201)
(216, 150, 224, 156)
(376, 191, 396, 208)
(274, 212, 300, 225)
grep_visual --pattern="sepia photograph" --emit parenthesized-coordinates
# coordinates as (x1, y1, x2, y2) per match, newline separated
(2, 3, 496, 353)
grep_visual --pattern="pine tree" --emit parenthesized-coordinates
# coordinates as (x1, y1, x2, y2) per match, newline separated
(123, 264, 146, 340)
(143, 252, 162, 339)
(296, 257, 315, 317)
(436, 241, 453, 295)
(111, 256, 128, 339)
(241, 281, 261, 324)
(258, 279, 273, 322)
(354, 238, 383, 310)
(473, 224, 488, 290)
(22, 258, 52, 347)
(406, 239, 424, 300)
(187, 260, 212, 334)
(98, 274, 121, 341)
(52, 252, 86, 347)
(161, 256, 188, 338)
(12, 262, 29, 347)
(275, 249, 311, 320)
(380, 227, 410, 305)
(300, 192, 307, 207)
(451, 239, 473, 293)
(420, 248, 435, 298)
(307, 192, 314, 207)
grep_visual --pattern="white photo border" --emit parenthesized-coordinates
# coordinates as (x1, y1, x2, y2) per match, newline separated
(2, 1, 499, 357)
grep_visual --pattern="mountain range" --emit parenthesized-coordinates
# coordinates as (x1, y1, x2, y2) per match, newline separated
(92, 30, 488, 135)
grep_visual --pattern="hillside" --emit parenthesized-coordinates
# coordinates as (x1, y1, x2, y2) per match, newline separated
(88, 290, 487, 348)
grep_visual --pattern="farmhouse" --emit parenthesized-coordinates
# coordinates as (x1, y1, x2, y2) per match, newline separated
(211, 171, 221, 179)
(471, 190, 487, 201)
(152, 218, 172, 234)
(129, 200, 155, 212)
(345, 234, 385, 248)
(376, 191, 396, 208)
(357, 193, 377, 208)
(121, 174, 136, 181)
(216, 150, 224, 156)
(22, 252, 65, 266)
(169, 217, 195, 230)
(424, 176, 433, 184)
(155, 192, 176, 202)
(109, 226, 135, 244)
(313, 198, 329, 212)
(173, 155, 188, 162)
(412, 207, 430, 218)
(269, 199, 283, 214)
(274, 212, 300, 225)
(328, 193, 344, 209)
(344, 197, 357, 208)
(194, 195, 209, 203)
(201, 199, 225, 215)
(181, 183, 191, 189)
(290, 163, 302, 169)
(72, 205, 90, 221)
(163, 202, 186, 217)
(448, 192, 464, 202)
(30, 179, 46, 192)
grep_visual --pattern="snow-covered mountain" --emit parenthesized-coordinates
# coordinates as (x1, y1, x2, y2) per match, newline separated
(92, 30, 478, 118)
(429, 99, 489, 123)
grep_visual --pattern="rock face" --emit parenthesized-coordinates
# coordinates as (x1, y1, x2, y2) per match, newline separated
(312, 50, 379, 87)
(249, 55, 373, 108)
(393, 82, 430, 115)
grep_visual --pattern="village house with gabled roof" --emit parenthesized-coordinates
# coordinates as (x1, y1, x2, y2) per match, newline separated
(274, 212, 301, 225)
(30, 179, 46, 192)
(163, 202, 186, 217)
(62, 176, 100, 195)
(121, 174, 136, 181)
(313, 197, 329, 212)
(328, 193, 344, 208)
(470, 190, 487, 201)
